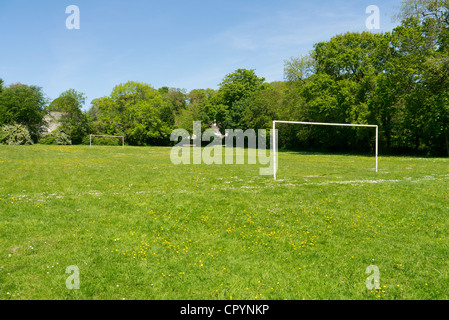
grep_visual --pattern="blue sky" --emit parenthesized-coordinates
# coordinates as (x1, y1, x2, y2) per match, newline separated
(0, 0, 401, 110)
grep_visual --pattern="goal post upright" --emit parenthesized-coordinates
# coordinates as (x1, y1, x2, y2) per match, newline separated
(272, 120, 379, 180)
(376, 125, 379, 172)
(273, 121, 277, 181)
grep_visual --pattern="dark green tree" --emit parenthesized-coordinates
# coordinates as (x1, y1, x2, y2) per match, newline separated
(0, 82, 47, 141)
(47, 89, 89, 144)
(212, 68, 267, 130)
(158, 87, 187, 125)
(176, 89, 217, 134)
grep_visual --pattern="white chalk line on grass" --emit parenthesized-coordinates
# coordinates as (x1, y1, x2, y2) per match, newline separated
(276, 174, 449, 187)
(2, 174, 448, 201)
(304, 179, 400, 186)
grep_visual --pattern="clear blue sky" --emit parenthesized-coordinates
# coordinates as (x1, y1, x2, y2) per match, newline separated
(0, 0, 401, 110)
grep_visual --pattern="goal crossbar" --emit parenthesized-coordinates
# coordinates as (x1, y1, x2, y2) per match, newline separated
(272, 121, 379, 180)
(89, 134, 125, 148)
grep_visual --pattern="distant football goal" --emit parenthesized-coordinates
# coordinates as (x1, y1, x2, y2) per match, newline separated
(89, 135, 125, 148)
(272, 121, 379, 180)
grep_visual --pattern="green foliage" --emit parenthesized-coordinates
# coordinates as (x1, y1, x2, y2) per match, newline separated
(47, 89, 89, 144)
(48, 89, 86, 114)
(313, 31, 389, 81)
(0, 123, 33, 145)
(54, 130, 72, 145)
(1, 0, 447, 156)
(38, 134, 56, 145)
(278, 9, 449, 156)
(160, 86, 187, 105)
(158, 87, 187, 124)
(57, 115, 88, 145)
(212, 68, 267, 131)
(243, 83, 285, 130)
(175, 89, 217, 134)
(92, 81, 172, 146)
(38, 129, 72, 145)
(397, 0, 449, 29)
(0, 83, 46, 141)
(86, 136, 122, 146)
(217, 69, 266, 105)
(284, 52, 316, 82)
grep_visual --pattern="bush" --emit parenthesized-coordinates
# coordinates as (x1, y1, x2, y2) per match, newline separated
(38, 134, 56, 145)
(86, 136, 122, 146)
(0, 124, 33, 145)
(38, 130, 72, 145)
(54, 131, 72, 145)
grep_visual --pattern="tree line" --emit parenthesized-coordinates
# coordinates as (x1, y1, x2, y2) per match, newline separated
(1, 0, 448, 156)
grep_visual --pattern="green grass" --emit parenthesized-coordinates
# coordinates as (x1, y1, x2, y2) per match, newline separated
(0, 145, 448, 300)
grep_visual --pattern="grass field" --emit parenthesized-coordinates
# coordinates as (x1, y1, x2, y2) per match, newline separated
(0, 145, 448, 300)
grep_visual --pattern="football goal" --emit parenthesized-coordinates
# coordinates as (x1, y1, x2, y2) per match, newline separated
(272, 121, 379, 180)
(89, 135, 125, 148)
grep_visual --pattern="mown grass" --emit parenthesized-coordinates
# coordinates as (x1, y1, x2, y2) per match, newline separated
(0, 145, 448, 300)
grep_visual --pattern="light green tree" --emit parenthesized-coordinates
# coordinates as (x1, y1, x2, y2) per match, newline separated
(92, 81, 172, 146)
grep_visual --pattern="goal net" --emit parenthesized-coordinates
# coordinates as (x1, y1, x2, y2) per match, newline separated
(272, 121, 378, 180)
(89, 135, 125, 148)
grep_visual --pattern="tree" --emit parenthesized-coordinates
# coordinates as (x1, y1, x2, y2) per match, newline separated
(397, 0, 449, 53)
(0, 82, 47, 141)
(212, 68, 267, 130)
(286, 32, 390, 151)
(243, 83, 285, 131)
(49, 89, 86, 113)
(385, 15, 449, 155)
(92, 81, 172, 146)
(47, 89, 89, 144)
(176, 89, 217, 134)
(0, 123, 33, 145)
(158, 87, 187, 125)
(397, 0, 449, 26)
(421, 53, 449, 156)
(314, 32, 390, 82)
(284, 52, 316, 83)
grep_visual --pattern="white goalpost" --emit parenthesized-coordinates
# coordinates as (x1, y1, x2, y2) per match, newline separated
(272, 121, 379, 180)
(89, 134, 125, 148)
